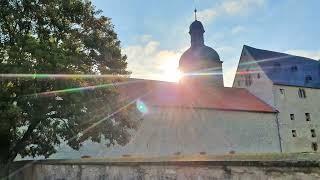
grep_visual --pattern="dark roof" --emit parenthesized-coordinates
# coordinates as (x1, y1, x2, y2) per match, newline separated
(189, 20, 205, 33)
(244, 45, 320, 88)
(118, 79, 276, 113)
(179, 46, 221, 72)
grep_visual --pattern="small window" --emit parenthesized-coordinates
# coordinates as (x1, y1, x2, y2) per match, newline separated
(311, 129, 316, 138)
(298, 88, 307, 98)
(280, 89, 285, 95)
(290, 114, 295, 120)
(312, 142, 318, 151)
(257, 73, 261, 79)
(305, 113, 311, 121)
(237, 80, 241, 86)
(291, 66, 298, 72)
(292, 130, 297, 137)
(245, 74, 252, 86)
(305, 76, 312, 83)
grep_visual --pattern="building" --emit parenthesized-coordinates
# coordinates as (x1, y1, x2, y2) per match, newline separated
(104, 19, 284, 157)
(233, 45, 320, 153)
(52, 15, 320, 159)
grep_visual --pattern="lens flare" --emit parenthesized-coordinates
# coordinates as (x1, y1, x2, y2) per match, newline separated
(136, 99, 148, 114)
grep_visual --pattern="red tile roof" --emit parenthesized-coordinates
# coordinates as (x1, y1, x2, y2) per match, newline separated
(117, 79, 276, 113)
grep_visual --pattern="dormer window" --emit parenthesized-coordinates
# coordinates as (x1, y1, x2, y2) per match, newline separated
(305, 75, 312, 83)
(291, 66, 298, 72)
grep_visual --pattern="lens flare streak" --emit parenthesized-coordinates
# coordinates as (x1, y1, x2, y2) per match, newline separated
(0, 73, 129, 79)
(26, 80, 144, 97)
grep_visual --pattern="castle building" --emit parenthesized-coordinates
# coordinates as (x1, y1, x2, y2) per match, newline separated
(233, 46, 320, 152)
(105, 19, 283, 157)
(54, 16, 320, 159)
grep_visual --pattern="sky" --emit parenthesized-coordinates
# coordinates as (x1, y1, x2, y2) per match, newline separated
(92, 0, 320, 86)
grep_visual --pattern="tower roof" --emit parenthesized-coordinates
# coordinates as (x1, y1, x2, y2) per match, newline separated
(189, 20, 205, 34)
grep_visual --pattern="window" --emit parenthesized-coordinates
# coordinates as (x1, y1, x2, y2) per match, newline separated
(311, 129, 316, 138)
(312, 142, 318, 151)
(245, 74, 252, 86)
(305, 113, 311, 121)
(290, 114, 295, 120)
(280, 89, 285, 95)
(298, 88, 307, 98)
(292, 130, 297, 137)
(257, 73, 261, 79)
(291, 66, 298, 72)
(237, 80, 241, 86)
(305, 75, 312, 83)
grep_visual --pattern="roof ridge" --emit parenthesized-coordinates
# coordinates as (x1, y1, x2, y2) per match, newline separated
(243, 45, 319, 62)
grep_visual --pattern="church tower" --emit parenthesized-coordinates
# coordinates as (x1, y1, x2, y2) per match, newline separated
(179, 10, 224, 87)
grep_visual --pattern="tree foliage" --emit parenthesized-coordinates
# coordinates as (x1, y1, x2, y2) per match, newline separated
(0, 0, 139, 166)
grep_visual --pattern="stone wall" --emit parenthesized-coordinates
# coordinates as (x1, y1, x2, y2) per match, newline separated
(10, 154, 320, 180)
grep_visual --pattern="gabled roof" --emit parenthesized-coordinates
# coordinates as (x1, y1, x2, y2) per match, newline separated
(117, 79, 276, 113)
(244, 45, 320, 88)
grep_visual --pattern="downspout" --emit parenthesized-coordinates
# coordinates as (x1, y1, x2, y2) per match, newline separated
(273, 85, 283, 153)
(275, 112, 283, 153)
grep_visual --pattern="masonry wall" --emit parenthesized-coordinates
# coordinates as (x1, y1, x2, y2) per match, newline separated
(106, 107, 281, 157)
(11, 160, 320, 180)
(273, 84, 320, 153)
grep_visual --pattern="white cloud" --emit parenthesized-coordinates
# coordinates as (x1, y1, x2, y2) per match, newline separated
(197, 9, 218, 24)
(195, 0, 266, 24)
(231, 26, 246, 34)
(138, 34, 153, 43)
(222, 0, 265, 15)
(285, 49, 320, 60)
(124, 36, 184, 82)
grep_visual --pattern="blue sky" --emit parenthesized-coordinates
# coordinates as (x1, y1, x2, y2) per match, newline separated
(92, 0, 320, 86)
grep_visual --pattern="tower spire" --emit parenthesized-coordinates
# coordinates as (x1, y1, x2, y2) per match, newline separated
(194, 8, 197, 20)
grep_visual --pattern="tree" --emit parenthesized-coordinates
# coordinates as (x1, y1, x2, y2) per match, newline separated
(0, 0, 140, 174)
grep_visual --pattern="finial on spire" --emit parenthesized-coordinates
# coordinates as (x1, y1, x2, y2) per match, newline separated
(194, 8, 197, 20)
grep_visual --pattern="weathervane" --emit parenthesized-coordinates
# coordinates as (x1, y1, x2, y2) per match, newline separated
(193, 0, 198, 20)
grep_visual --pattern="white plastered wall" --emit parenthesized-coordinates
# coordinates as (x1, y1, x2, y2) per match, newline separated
(273, 84, 320, 152)
(106, 107, 281, 157)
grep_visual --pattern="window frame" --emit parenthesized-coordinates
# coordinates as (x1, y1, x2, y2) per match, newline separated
(290, 114, 295, 120)
(298, 88, 307, 98)
(311, 129, 316, 138)
(312, 142, 318, 151)
(305, 113, 311, 121)
(292, 130, 297, 137)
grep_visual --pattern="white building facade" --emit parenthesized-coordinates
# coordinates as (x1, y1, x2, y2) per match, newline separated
(233, 45, 320, 153)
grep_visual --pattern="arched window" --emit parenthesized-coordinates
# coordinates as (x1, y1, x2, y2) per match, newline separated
(298, 88, 307, 98)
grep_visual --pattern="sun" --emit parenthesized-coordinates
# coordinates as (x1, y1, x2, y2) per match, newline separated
(163, 68, 183, 82)
(157, 52, 183, 82)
